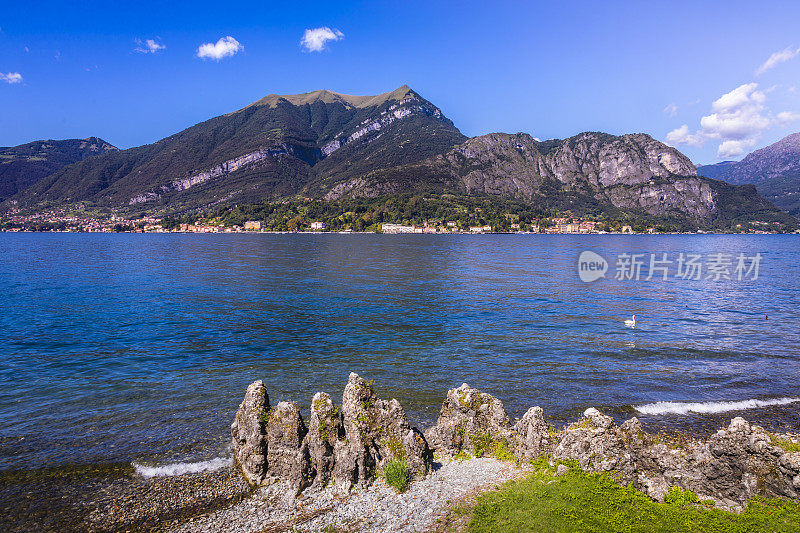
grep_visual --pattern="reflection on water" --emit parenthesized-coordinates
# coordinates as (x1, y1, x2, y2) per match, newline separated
(0, 233, 799, 470)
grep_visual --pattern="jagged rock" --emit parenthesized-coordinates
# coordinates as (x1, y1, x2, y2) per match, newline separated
(264, 401, 310, 494)
(699, 417, 794, 503)
(550, 410, 800, 508)
(627, 417, 792, 507)
(634, 437, 713, 503)
(230, 380, 270, 485)
(424, 383, 511, 455)
(554, 407, 637, 479)
(514, 406, 558, 460)
(232, 375, 431, 493)
(305, 392, 343, 487)
(334, 373, 430, 489)
(779, 452, 800, 489)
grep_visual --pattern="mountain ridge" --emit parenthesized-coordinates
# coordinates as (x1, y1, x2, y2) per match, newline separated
(8, 85, 465, 213)
(0, 137, 118, 202)
(322, 130, 788, 228)
(240, 84, 417, 112)
(698, 132, 800, 185)
(698, 132, 800, 215)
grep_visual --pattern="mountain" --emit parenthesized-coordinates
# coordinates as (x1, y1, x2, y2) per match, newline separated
(0, 137, 118, 202)
(3, 86, 794, 230)
(8, 85, 465, 213)
(698, 133, 800, 185)
(697, 133, 800, 215)
(326, 131, 791, 227)
(695, 160, 737, 180)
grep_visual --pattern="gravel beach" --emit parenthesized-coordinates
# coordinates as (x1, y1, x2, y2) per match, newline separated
(170, 457, 528, 533)
(0, 464, 252, 533)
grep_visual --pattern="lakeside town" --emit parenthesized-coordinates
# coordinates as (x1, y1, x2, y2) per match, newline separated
(0, 209, 789, 234)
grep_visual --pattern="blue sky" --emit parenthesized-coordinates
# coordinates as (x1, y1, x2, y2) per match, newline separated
(1, 0, 799, 165)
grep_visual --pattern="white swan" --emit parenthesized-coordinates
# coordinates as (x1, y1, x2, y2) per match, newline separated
(624, 315, 636, 328)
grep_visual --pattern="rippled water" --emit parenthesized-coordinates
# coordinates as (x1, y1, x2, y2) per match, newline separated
(1, 233, 799, 472)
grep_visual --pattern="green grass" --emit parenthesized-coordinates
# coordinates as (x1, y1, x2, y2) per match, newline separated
(771, 436, 800, 452)
(490, 439, 516, 462)
(465, 465, 800, 533)
(383, 459, 411, 493)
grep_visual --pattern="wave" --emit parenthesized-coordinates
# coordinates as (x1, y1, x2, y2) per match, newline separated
(132, 456, 231, 478)
(634, 397, 800, 416)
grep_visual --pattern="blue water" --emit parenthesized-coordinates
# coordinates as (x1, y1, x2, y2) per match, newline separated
(1, 233, 799, 471)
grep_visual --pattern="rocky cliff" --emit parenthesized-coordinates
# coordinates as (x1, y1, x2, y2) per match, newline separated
(327, 131, 784, 224)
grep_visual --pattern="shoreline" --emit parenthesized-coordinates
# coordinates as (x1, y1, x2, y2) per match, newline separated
(2, 395, 799, 532)
(2, 229, 799, 235)
(0, 461, 251, 533)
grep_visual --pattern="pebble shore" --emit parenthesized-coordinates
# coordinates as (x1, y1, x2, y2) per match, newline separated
(86, 466, 252, 532)
(170, 457, 528, 533)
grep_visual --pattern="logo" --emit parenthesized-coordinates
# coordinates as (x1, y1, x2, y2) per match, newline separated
(578, 251, 608, 282)
(577, 250, 762, 282)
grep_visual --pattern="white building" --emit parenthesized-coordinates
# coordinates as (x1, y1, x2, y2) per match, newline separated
(381, 223, 417, 234)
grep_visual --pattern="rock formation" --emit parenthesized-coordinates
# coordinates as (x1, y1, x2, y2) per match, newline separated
(263, 401, 310, 493)
(232, 376, 800, 509)
(424, 383, 512, 454)
(230, 380, 270, 485)
(334, 373, 430, 489)
(231, 373, 430, 494)
(514, 406, 559, 461)
(549, 409, 800, 508)
(306, 392, 342, 487)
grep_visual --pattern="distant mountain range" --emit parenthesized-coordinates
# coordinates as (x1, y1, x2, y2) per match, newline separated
(1, 85, 795, 230)
(0, 137, 118, 202)
(698, 133, 800, 216)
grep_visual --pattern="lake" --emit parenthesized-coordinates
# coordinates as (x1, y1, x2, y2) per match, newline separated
(1, 233, 799, 474)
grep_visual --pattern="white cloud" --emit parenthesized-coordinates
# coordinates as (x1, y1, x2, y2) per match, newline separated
(755, 46, 800, 76)
(664, 83, 800, 159)
(776, 111, 800, 126)
(1, 72, 22, 84)
(699, 83, 769, 141)
(666, 124, 705, 147)
(300, 27, 344, 52)
(717, 139, 756, 159)
(663, 103, 678, 117)
(135, 38, 166, 54)
(196, 36, 243, 61)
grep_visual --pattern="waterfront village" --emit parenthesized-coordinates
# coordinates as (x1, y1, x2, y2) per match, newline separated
(1, 212, 629, 233)
(0, 208, 788, 234)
